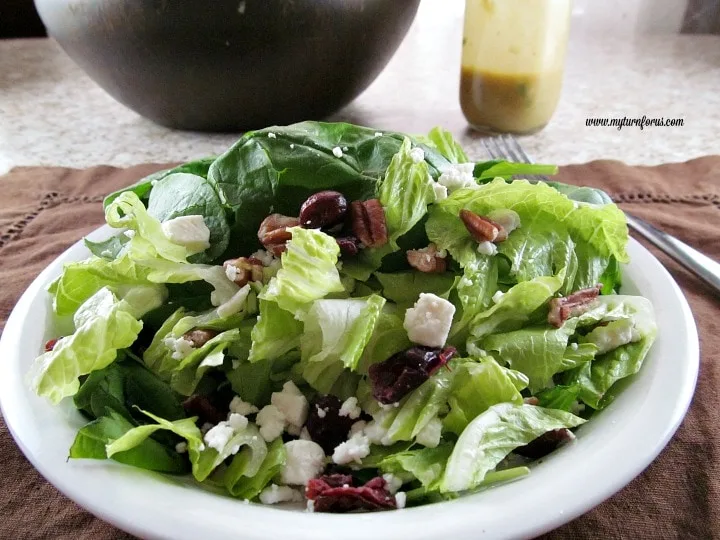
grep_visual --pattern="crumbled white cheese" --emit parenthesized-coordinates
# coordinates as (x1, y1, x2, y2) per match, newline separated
(332, 146, 343, 158)
(437, 163, 477, 192)
(216, 284, 251, 318)
(204, 423, 235, 453)
(225, 265, 240, 282)
(382, 473, 403, 495)
(124, 230, 136, 239)
(299, 427, 312, 441)
(492, 290, 505, 304)
(415, 417, 442, 448)
(175, 442, 188, 454)
(306, 500, 315, 512)
(584, 318, 641, 354)
(570, 342, 579, 351)
(338, 397, 361, 420)
(100, 249, 113, 258)
(395, 492, 407, 509)
(477, 240, 498, 256)
(409, 147, 425, 164)
(374, 132, 383, 137)
(161, 215, 211, 253)
(237, 1, 246, 14)
(290, 143, 295, 149)
(250, 249, 275, 266)
(342, 146, 349, 152)
(163, 336, 195, 360)
(200, 422, 214, 435)
(403, 293, 456, 348)
(271, 381, 309, 428)
(433, 182, 448, 202)
(227, 412, 249, 431)
(229, 396, 259, 416)
(281, 440, 326, 485)
(259, 484, 303, 505)
(256, 404, 286, 442)
(488, 209, 522, 236)
(316, 406, 327, 419)
(362, 419, 393, 446)
(286, 423, 302, 436)
(268, 132, 276, 138)
(332, 433, 371, 465)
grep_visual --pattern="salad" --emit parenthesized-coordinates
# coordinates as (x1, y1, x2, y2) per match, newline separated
(28, 122, 656, 512)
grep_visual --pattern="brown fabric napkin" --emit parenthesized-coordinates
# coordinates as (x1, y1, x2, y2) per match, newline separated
(0, 158, 718, 540)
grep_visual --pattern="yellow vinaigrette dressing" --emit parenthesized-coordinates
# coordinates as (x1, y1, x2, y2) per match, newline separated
(460, 0, 572, 134)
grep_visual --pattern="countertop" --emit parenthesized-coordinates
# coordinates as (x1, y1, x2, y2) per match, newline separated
(1, 2, 719, 172)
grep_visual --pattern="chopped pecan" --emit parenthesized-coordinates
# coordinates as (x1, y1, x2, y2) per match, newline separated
(406, 243, 447, 273)
(44, 337, 61, 352)
(459, 209, 505, 243)
(258, 213, 300, 255)
(182, 329, 219, 348)
(350, 199, 388, 248)
(223, 256, 264, 286)
(299, 191, 348, 229)
(547, 285, 602, 328)
(523, 396, 540, 406)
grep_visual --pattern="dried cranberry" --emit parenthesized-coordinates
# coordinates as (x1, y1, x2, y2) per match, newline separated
(307, 475, 396, 513)
(306, 395, 357, 454)
(369, 345, 456, 404)
(182, 394, 226, 425)
(299, 191, 348, 229)
(44, 338, 61, 352)
(335, 236, 360, 256)
(514, 428, 575, 459)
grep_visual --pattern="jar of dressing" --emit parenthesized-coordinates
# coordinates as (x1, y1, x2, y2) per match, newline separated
(460, 0, 573, 134)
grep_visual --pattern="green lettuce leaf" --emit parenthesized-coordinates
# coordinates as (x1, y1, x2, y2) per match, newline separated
(379, 443, 454, 488)
(444, 357, 524, 435)
(29, 287, 144, 404)
(248, 299, 303, 363)
(535, 384, 581, 412)
(69, 411, 188, 473)
(224, 438, 285, 500)
(357, 307, 411, 374)
(170, 329, 241, 396)
(421, 127, 469, 164)
(260, 227, 343, 319)
(193, 422, 267, 482)
(473, 161, 558, 182)
(441, 404, 585, 492)
(375, 272, 456, 305)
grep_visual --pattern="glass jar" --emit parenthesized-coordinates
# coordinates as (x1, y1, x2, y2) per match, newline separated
(460, 0, 573, 134)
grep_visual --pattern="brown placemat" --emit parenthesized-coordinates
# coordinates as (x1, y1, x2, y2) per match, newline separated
(1, 158, 719, 540)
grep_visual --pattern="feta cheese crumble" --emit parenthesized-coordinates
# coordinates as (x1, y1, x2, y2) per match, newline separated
(433, 182, 448, 202)
(415, 417, 442, 448)
(403, 293, 456, 348)
(382, 473, 403, 495)
(409, 147, 425, 164)
(584, 318, 641, 354)
(229, 396, 259, 416)
(250, 249, 276, 266)
(477, 240, 498, 256)
(488, 209, 522, 236)
(338, 397, 361, 420)
(175, 442, 188, 454)
(395, 492, 407, 509)
(306, 500, 315, 512)
(256, 404, 286, 442)
(374, 132, 383, 137)
(570, 342, 579, 351)
(290, 143, 295, 149)
(160, 215, 211, 253)
(437, 163, 477, 192)
(163, 336, 195, 360)
(492, 290, 505, 304)
(204, 413, 249, 453)
(332, 146, 343, 158)
(299, 427, 312, 441)
(123, 230, 136, 239)
(268, 132, 276, 138)
(281, 440, 326, 485)
(259, 484, 303, 505)
(271, 381, 309, 428)
(332, 432, 371, 465)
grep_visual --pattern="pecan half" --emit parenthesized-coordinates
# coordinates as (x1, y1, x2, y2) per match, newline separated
(44, 337, 61, 352)
(514, 428, 575, 459)
(547, 285, 602, 328)
(258, 213, 300, 255)
(459, 209, 505, 243)
(406, 243, 447, 273)
(182, 329, 219, 348)
(350, 199, 388, 248)
(300, 191, 348, 229)
(223, 256, 264, 286)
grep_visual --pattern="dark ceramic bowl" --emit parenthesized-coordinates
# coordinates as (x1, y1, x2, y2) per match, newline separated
(35, 0, 420, 131)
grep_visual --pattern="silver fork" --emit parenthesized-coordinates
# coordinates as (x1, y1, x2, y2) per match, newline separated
(482, 134, 720, 295)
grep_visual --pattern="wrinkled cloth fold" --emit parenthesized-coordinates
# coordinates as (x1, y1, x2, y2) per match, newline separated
(0, 158, 718, 539)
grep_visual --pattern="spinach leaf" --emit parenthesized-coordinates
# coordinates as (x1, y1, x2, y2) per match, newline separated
(147, 172, 230, 261)
(84, 235, 129, 260)
(474, 160, 558, 181)
(208, 121, 451, 254)
(104, 157, 216, 208)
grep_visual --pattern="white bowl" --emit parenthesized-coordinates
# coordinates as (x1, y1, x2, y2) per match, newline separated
(0, 226, 699, 540)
